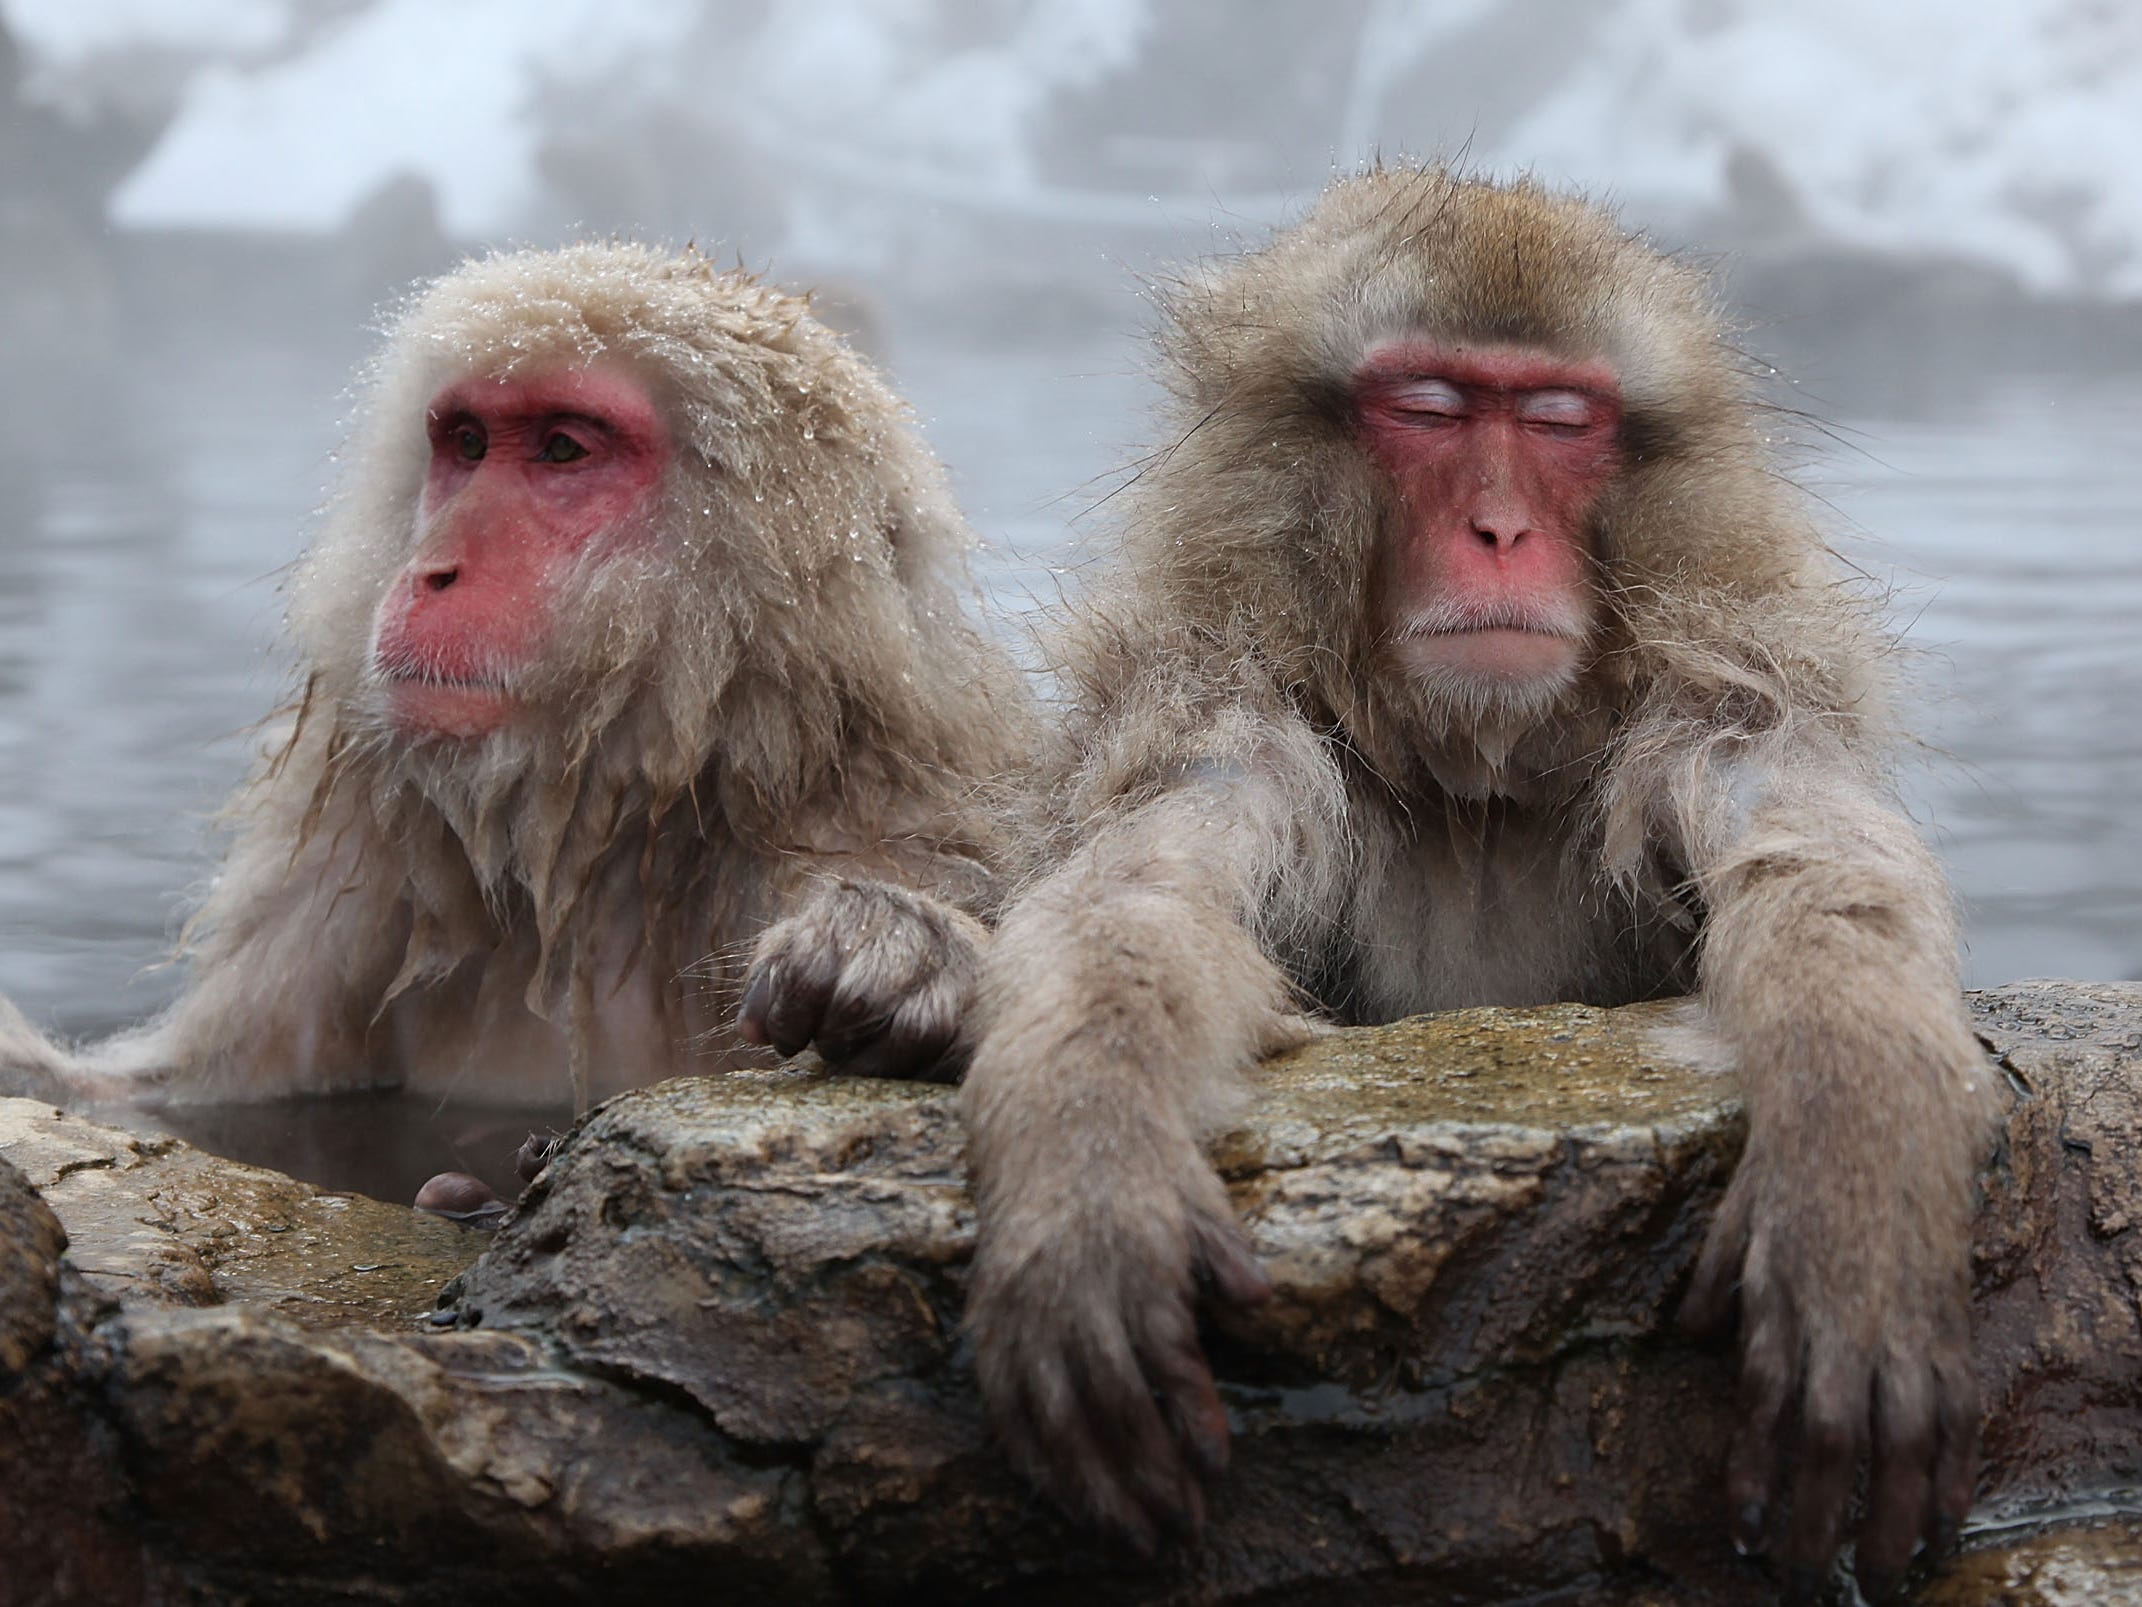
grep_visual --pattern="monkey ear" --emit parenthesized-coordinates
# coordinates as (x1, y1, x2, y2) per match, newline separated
(875, 469, 973, 591)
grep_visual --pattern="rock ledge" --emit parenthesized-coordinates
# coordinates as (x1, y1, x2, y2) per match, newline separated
(1, 982, 2138, 1605)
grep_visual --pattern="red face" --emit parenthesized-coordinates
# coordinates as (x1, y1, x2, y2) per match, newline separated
(1353, 341, 1621, 707)
(369, 364, 670, 738)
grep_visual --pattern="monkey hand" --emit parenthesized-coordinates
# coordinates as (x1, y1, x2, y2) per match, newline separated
(738, 879, 985, 1081)
(0, 995, 78, 1104)
(1681, 1058, 1983, 1602)
(966, 1144, 1269, 1552)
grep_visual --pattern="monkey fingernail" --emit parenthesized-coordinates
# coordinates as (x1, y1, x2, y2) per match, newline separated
(735, 970, 775, 1044)
(1731, 1501, 1767, 1556)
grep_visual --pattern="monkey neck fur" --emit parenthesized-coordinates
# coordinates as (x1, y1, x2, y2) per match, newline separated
(260, 676, 965, 1034)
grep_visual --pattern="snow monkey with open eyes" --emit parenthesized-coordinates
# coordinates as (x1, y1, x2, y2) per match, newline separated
(0, 243, 1031, 1109)
(958, 169, 1998, 1600)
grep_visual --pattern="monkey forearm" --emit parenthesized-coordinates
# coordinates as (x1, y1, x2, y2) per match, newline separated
(957, 777, 1319, 1543)
(1676, 785, 1994, 1583)
(1696, 790, 1988, 1130)
(967, 781, 1322, 1152)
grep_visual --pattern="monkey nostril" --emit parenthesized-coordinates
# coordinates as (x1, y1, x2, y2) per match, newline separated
(423, 567, 460, 593)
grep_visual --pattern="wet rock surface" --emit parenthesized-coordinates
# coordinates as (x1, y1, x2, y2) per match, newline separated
(0, 1099, 481, 1329)
(0, 981, 2137, 1605)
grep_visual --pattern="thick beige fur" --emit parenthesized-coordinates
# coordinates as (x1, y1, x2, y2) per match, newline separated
(962, 168, 1999, 1583)
(1, 243, 1030, 1108)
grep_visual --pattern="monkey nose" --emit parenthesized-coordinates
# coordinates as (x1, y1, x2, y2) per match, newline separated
(418, 564, 460, 593)
(1470, 518, 1528, 549)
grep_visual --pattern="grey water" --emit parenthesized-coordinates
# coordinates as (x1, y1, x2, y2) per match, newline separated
(0, 302, 2136, 1200)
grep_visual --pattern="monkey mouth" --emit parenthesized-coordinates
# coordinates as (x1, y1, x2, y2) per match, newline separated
(377, 665, 511, 692)
(1397, 599, 1589, 641)
(1393, 602, 1590, 689)
(373, 662, 517, 738)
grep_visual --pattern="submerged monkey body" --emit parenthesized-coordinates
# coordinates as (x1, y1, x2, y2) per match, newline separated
(964, 169, 1994, 1596)
(1, 244, 1029, 1108)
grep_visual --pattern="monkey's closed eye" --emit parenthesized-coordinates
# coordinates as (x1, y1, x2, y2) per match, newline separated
(1515, 389, 1601, 430)
(1385, 378, 1468, 418)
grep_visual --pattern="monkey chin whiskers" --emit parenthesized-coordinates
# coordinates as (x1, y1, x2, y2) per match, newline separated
(1390, 601, 1590, 730)
(371, 660, 519, 741)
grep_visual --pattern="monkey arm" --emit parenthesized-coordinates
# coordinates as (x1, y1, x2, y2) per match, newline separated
(32, 788, 414, 1106)
(0, 995, 74, 1102)
(1672, 763, 1999, 1597)
(959, 730, 1346, 1548)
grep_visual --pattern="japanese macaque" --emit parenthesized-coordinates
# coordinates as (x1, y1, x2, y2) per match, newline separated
(0, 243, 1027, 1110)
(961, 169, 1997, 1597)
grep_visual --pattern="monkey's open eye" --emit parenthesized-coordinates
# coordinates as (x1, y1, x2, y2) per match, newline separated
(1386, 379, 1467, 418)
(1516, 389, 1600, 430)
(453, 424, 487, 461)
(536, 431, 591, 464)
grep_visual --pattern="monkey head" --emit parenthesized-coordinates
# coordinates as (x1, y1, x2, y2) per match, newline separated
(281, 244, 994, 852)
(1136, 170, 1795, 763)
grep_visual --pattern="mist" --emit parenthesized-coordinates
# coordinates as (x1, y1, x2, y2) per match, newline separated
(2, 0, 2137, 1042)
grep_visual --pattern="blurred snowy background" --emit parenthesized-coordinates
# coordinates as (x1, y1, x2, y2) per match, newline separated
(2, 0, 2138, 1037)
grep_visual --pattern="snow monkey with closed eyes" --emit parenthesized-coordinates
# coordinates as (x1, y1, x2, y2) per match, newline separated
(959, 169, 1998, 1600)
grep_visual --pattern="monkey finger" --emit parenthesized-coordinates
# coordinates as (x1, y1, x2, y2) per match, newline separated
(1725, 1306, 1795, 1554)
(1010, 1357, 1161, 1554)
(909, 1038, 970, 1084)
(1678, 1196, 1752, 1338)
(1781, 1355, 1870, 1579)
(881, 991, 966, 1080)
(755, 953, 843, 1058)
(826, 1019, 949, 1081)
(1193, 1215, 1273, 1311)
(822, 960, 971, 1078)
(812, 991, 898, 1066)
(1062, 1370, 1187, 1549)
(735, 964, 776, 1046)
(1927, 1356, 1980, 1552)
(1118, 1392, 1207, 1544)
(1072, 1326, 1205, 1544)
(1149, 1336, 1233, 1481)
(1854, 1367, 1937, 1600)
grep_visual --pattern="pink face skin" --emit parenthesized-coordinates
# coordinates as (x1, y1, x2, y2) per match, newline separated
(369, 364, 670, 738)
(1353, 341, 1622, 700)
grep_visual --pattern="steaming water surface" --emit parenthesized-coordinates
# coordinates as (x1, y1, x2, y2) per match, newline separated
(0, 326, 2135, 1198)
